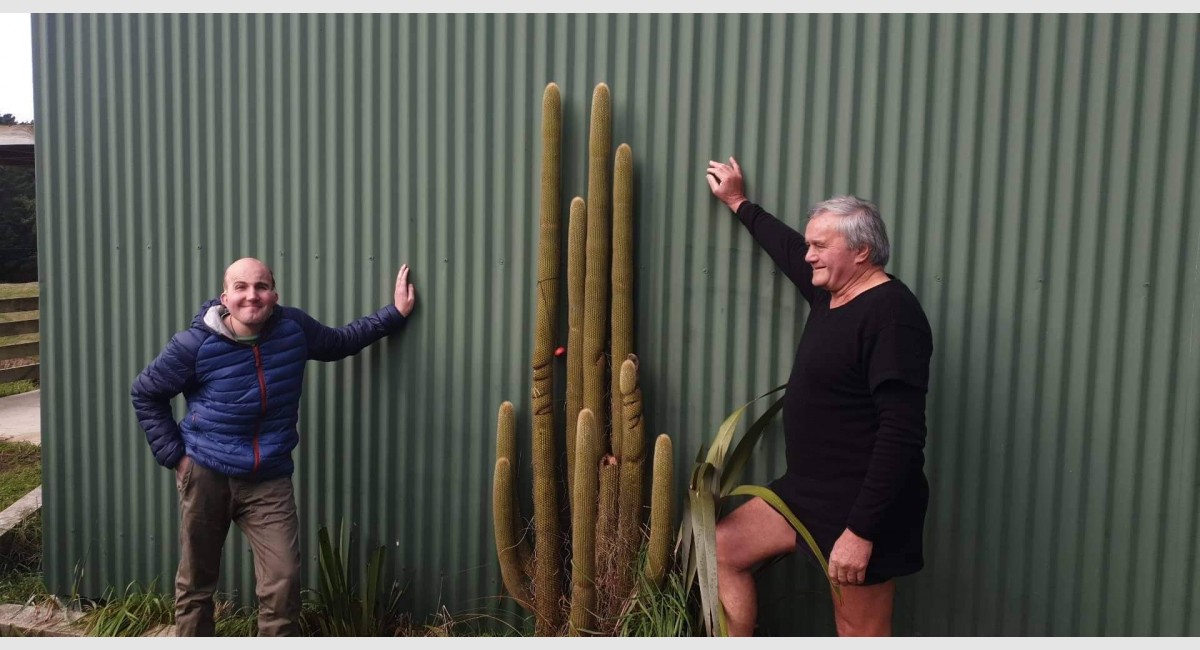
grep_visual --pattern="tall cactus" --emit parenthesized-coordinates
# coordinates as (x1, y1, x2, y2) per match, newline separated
(565, 197, 587, 499)
(493, 82, 675, 636)
(530, 81, 563, 635)
(611, 144, 634, 461)
(571, 408, 600, 635)
(613, 355, 644, 606)
(583, 83, 612, 442)
(646, 433, 674, 588)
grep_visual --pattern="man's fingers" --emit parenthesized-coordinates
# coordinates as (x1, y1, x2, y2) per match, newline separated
(730, 156, 741, 173)
(706, 173, 720, 193)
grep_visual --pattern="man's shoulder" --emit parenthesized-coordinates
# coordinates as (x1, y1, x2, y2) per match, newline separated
(868, 279, 931, 330)
(170, 324, 214, 353)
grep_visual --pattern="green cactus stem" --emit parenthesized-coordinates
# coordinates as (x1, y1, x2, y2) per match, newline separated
(566, 196, 587, 500)
(610, 144, 634, 461)
(582, 83, 612, 442)
(530, 81, 563, 636)
(493, 402, 533, 609)
(571, 409, 600, 635)
(646, 434, 674, 588)
(614, 354, 645, 601)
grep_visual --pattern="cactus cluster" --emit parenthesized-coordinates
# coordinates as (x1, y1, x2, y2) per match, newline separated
(492, 82, 675, 636)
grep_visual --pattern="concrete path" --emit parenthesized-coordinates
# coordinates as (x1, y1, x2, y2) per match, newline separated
(0, 389, 39, 445)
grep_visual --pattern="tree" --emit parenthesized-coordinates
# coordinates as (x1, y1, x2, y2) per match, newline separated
(0, 113, 37, 282)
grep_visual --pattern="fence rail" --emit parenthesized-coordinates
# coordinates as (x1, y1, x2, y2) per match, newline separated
(0, 297, 38, 313)
(0, 295, 39, 384)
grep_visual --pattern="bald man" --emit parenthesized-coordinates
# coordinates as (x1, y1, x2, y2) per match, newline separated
(131, 258, 416, 636)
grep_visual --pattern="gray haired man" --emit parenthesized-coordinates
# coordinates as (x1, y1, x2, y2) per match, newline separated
(706, 157, 933, 636)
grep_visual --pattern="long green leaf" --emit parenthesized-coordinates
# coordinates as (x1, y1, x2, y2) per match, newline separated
(677, 500, 695, 590)
(690, 464, 721, 636)
(719, 393, 786, 496)
(363, 545, 385, 634)
(704, 384, 786, 469)
(338, 520, 350, 592)
(316, 527, 337, 598)
(729, 484, 840, 601)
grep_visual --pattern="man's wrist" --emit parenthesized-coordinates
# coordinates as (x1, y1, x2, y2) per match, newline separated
(727, 196, 749, 213)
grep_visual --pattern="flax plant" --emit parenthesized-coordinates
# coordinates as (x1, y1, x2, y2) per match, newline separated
(679, 386, 838, 636)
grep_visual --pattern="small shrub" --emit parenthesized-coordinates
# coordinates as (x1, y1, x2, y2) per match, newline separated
(304, 521, 406, 636)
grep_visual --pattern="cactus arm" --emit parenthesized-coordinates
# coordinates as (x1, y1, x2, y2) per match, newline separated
(493, 458, 534, 610)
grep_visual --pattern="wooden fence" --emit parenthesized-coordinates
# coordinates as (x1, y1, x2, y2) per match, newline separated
(0, 296, 39, 384)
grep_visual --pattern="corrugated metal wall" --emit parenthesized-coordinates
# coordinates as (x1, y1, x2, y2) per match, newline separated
(32, 13, 1199, 635)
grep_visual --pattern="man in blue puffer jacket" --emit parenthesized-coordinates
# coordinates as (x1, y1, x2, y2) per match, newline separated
(131, 257, 416, 636)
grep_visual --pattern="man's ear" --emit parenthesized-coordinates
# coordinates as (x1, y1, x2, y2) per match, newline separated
(219, 291, 228, 308)
(855, 246, 872, 264)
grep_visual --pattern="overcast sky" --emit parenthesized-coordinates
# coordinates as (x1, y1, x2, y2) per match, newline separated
(0, 13, 34, 122)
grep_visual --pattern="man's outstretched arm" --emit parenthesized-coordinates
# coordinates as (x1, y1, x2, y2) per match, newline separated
(302, 263, 417, 361)
(706, 156, 814, 300)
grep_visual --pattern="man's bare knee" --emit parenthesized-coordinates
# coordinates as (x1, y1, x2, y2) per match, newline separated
(716, 519, 753, 572)
(716, 497, 796, 571)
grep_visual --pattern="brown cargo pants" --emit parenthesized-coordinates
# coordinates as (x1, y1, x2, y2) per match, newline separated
(174, 457, 302, 636)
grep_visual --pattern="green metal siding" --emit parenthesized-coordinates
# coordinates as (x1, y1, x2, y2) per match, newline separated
(33, 13, 1200, 635)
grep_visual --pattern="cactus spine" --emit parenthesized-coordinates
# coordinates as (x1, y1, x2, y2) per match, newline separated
(493, 82, 675, 635)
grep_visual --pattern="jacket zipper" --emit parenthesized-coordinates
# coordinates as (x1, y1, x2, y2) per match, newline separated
(252, 344, 268, 473)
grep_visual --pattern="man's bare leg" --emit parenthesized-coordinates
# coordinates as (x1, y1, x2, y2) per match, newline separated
(715, 497, 797, 636)
(831, 580, 894, 636)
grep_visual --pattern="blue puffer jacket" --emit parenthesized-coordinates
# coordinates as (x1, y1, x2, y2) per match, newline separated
(131, 298, 406, 480)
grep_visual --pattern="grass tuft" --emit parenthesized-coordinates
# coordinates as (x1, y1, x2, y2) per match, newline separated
(213, 597, 259, 636)
(0, 439, 40, 511)
(0, 379, 38, 399)
(77, 581, 174, 637)
(617, 568, 698, 637)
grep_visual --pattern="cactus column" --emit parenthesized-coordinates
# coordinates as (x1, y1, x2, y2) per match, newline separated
(493, 82, 675, 636)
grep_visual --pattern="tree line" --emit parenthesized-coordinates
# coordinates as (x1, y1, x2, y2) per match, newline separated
(0, 112, 36, 283)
